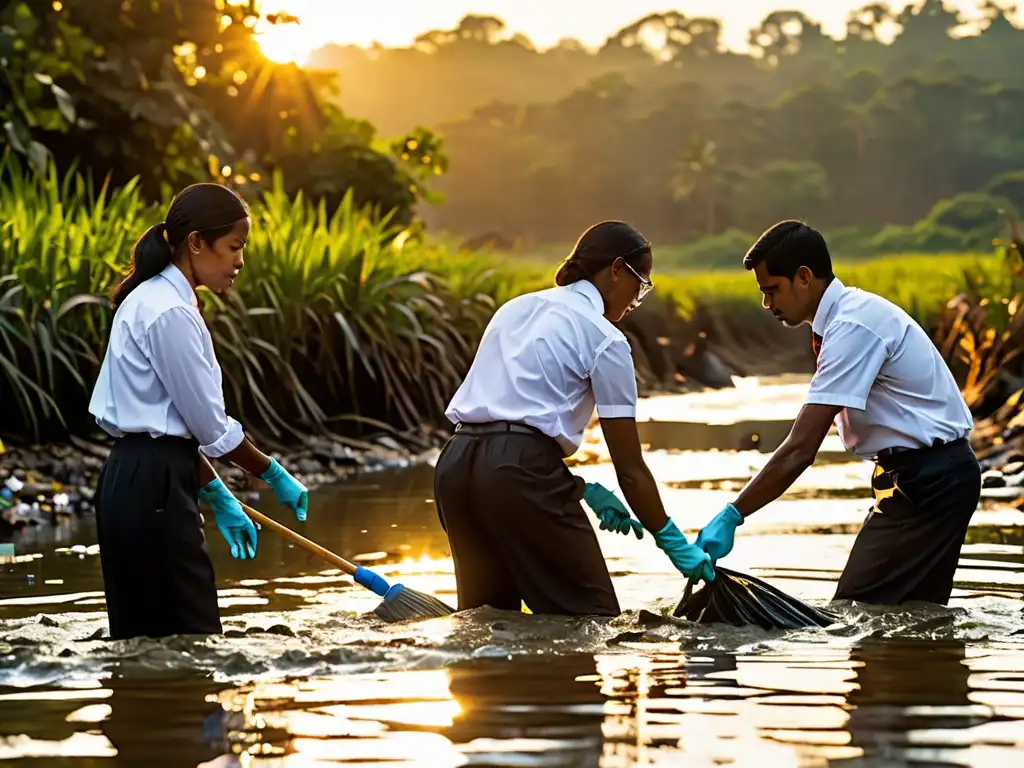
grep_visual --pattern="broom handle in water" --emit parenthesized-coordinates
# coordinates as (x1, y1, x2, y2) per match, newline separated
(240, 502, 359, 578)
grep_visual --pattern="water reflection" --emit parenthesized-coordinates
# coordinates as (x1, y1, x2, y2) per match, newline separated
(102, 669, 226, 767)
(2, 378, 1024, 764)
(96, 642, 1012, 766)
(444, 655, 605, 765)
(845, 640, 972, 763)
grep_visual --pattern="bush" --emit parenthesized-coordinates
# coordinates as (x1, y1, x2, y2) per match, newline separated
(923, 192, 1016, 237)
(982, 170, 1024, 214)
(869, 222, 973, 254)
(0, 154, 532, 447)
(661, 229, 758, 270)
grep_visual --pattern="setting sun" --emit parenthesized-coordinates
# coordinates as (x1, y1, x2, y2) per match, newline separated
(255, 13, 315, 64)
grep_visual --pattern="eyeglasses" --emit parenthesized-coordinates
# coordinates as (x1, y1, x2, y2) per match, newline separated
(619, 252, 654, 310)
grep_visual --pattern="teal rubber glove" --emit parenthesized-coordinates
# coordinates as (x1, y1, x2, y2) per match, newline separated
(199, 477, 257, 560)
(694, 503, 744, 563)
(652, 518, 715, 583)
(260, 457, 308, 522)
(582, 482, 644, 539)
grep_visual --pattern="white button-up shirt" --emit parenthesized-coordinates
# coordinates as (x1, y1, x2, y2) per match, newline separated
(445, 280, 638, 456)
(88, 264, 244, 457)
(804, 277, 973, 459)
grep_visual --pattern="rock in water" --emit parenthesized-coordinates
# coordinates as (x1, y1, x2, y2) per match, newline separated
(673, 566, 839, 630)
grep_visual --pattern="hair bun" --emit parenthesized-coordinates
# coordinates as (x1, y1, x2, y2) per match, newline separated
(555, 258, 587, 286)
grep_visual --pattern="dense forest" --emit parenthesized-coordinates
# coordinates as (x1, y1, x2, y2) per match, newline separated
(310, 2, 1024, 253)
(0, 0, 446, 229)
(4, 0, 1024, 447)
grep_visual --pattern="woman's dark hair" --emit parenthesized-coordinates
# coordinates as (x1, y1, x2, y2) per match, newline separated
(554, 220, 651, 286)
(112, 183, 250, 310)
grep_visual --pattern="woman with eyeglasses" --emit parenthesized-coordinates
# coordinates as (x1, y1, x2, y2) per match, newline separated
(433, 220, 714, 617)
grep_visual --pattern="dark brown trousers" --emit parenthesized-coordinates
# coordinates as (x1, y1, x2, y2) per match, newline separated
(433, 423, 620, 617)
(834, 437, 981, 606)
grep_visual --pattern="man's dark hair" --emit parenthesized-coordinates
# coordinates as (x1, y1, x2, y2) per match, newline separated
(742, 220, 834, 280)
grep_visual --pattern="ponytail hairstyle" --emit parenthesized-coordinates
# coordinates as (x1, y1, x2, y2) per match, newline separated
(554, 220, 651, 287)
(112, 183, 250, 311)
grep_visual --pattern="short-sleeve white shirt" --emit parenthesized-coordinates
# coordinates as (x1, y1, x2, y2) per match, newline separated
(445, 279, 638, 456)
(805, 277, 973, 459)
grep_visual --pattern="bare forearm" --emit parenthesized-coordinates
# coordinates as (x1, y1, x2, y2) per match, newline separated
(199, 454, 217, 487)
(733, 442, 813, 518)
(216, 437, 272, 477)
(616, 463, 669, 532)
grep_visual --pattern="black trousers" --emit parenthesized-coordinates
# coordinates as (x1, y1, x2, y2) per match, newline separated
(833, 437, 981, 606)
(433, 423, 620, 617)
(95, 433, 221, 640)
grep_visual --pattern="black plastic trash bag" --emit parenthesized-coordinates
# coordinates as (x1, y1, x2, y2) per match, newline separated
(673, 566, 840, 630)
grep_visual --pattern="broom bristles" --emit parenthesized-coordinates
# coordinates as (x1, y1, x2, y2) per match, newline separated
(373, 584, 455, 623)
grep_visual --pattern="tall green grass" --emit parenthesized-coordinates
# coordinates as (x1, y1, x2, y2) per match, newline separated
(0, 151, 1013, 447)
(500, 242, 1007, 328)
(0, 155, 541, 446)
(656, 251, 1008, 328)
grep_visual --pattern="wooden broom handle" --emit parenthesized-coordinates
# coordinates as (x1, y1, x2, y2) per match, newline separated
(240, 502, 358, 577)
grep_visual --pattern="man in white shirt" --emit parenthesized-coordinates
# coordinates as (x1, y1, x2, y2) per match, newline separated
(693, 220, 980, 606)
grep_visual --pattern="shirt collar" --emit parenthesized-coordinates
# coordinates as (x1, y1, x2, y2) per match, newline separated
(812, 276, 844, 336)
(159, 263, 199, 309)
(571, 279, 606, 314)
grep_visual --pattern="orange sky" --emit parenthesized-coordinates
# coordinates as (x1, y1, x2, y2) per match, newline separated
(254, 0, 1002, 63)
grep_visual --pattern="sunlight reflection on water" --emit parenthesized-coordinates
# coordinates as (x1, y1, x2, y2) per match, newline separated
(2, 376, 1023, 766)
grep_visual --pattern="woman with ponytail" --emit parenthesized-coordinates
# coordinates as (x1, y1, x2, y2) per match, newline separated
(88, 182, 308, 641)
(434, 220, 713, 618)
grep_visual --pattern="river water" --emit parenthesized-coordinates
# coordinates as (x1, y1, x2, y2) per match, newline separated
(1, 377, 1023, 766)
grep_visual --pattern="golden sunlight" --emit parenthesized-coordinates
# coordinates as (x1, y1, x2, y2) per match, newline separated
(254, 11, 314, 64)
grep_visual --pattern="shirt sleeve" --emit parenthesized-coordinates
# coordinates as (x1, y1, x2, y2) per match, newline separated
(592, 337, 638, 419)
(805, 320, 889, 411)
(146, 306, 245, 457)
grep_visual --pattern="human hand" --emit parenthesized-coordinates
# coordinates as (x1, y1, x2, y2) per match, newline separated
(260, 457, 308, 522)
(694, 503, 744, 563)
(199, 477, 257, 559)
(652, 518, 714, 583)
(582, 481, 644, 539)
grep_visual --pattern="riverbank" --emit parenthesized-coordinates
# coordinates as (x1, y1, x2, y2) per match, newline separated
(6, 159, 1024, 530)
(8, 272, 1024, 534)
(0, 285, 817, 527)
(0, 430, 441, 535)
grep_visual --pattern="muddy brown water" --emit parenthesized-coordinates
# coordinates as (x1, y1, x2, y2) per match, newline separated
(2, 376, 1024, 766)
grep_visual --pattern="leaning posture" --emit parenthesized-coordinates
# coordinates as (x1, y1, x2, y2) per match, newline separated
(89, 183, 308, 640)
(434, 220, 713, 618)
(694, 220, 979, 606)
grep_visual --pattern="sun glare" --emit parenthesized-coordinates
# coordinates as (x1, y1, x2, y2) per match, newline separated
(255, 16, 314, 65)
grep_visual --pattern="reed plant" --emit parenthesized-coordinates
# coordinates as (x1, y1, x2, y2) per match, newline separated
(0, 155, 539, 447)
(3, 150, 1019, 452)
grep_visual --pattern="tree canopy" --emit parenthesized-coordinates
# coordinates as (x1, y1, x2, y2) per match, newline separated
(309, 2, 1024, 249)
(0, 0, 446, 226)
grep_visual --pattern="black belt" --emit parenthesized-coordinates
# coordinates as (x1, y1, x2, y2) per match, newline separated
(875, 436, 968, 466)
(116, 432, 198, 447)
(454, 420, 546, 437)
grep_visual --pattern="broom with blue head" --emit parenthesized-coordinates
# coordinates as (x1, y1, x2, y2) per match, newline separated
(240, 503, 454, 622)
